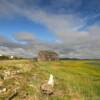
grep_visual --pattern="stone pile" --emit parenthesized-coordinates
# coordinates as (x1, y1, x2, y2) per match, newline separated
(3, 70, 21, 80)
(40, 74, 54, 95)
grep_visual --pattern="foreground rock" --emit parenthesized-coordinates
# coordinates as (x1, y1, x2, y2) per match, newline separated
(40, 83, 53, 95)
(0, 87, 7, 93)
(40, 74, 54, 95)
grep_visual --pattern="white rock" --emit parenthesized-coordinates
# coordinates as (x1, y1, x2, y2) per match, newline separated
(0, 88, 7, 93)
(48, 74, 54, 87)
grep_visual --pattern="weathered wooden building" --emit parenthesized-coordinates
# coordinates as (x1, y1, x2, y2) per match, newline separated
(37, 51, 59, 61)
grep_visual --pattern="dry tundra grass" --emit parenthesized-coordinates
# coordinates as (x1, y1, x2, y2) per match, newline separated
(0, 60, 100, 100)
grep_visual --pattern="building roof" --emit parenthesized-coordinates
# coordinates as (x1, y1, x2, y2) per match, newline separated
(39, 51, 58, 56)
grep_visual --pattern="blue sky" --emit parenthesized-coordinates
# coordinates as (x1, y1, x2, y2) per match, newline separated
(0, 16, 56, 42)
(0, 0, 100, 58)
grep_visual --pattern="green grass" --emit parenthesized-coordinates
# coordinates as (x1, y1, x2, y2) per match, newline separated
(0, 60, 100, 100)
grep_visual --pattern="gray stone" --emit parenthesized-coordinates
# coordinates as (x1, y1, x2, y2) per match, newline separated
(40, 82, 54, 95)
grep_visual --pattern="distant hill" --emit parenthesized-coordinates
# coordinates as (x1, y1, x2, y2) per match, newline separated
(0, 55, 9, 60)
(0, 55, 23, 60)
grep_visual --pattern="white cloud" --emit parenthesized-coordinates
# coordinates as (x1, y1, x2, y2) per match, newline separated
(14, 32, 36, 41)
(0, 0, 100, 58)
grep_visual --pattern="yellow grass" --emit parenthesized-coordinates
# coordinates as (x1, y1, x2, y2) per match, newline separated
(0, 60, 100, 100)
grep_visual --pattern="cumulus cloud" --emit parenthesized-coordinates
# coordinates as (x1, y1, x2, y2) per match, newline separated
(14, 32, 36, 41)
(0, 33, 60, 58)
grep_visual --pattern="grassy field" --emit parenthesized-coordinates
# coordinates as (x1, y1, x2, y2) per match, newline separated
(0, 60, 100, 100)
